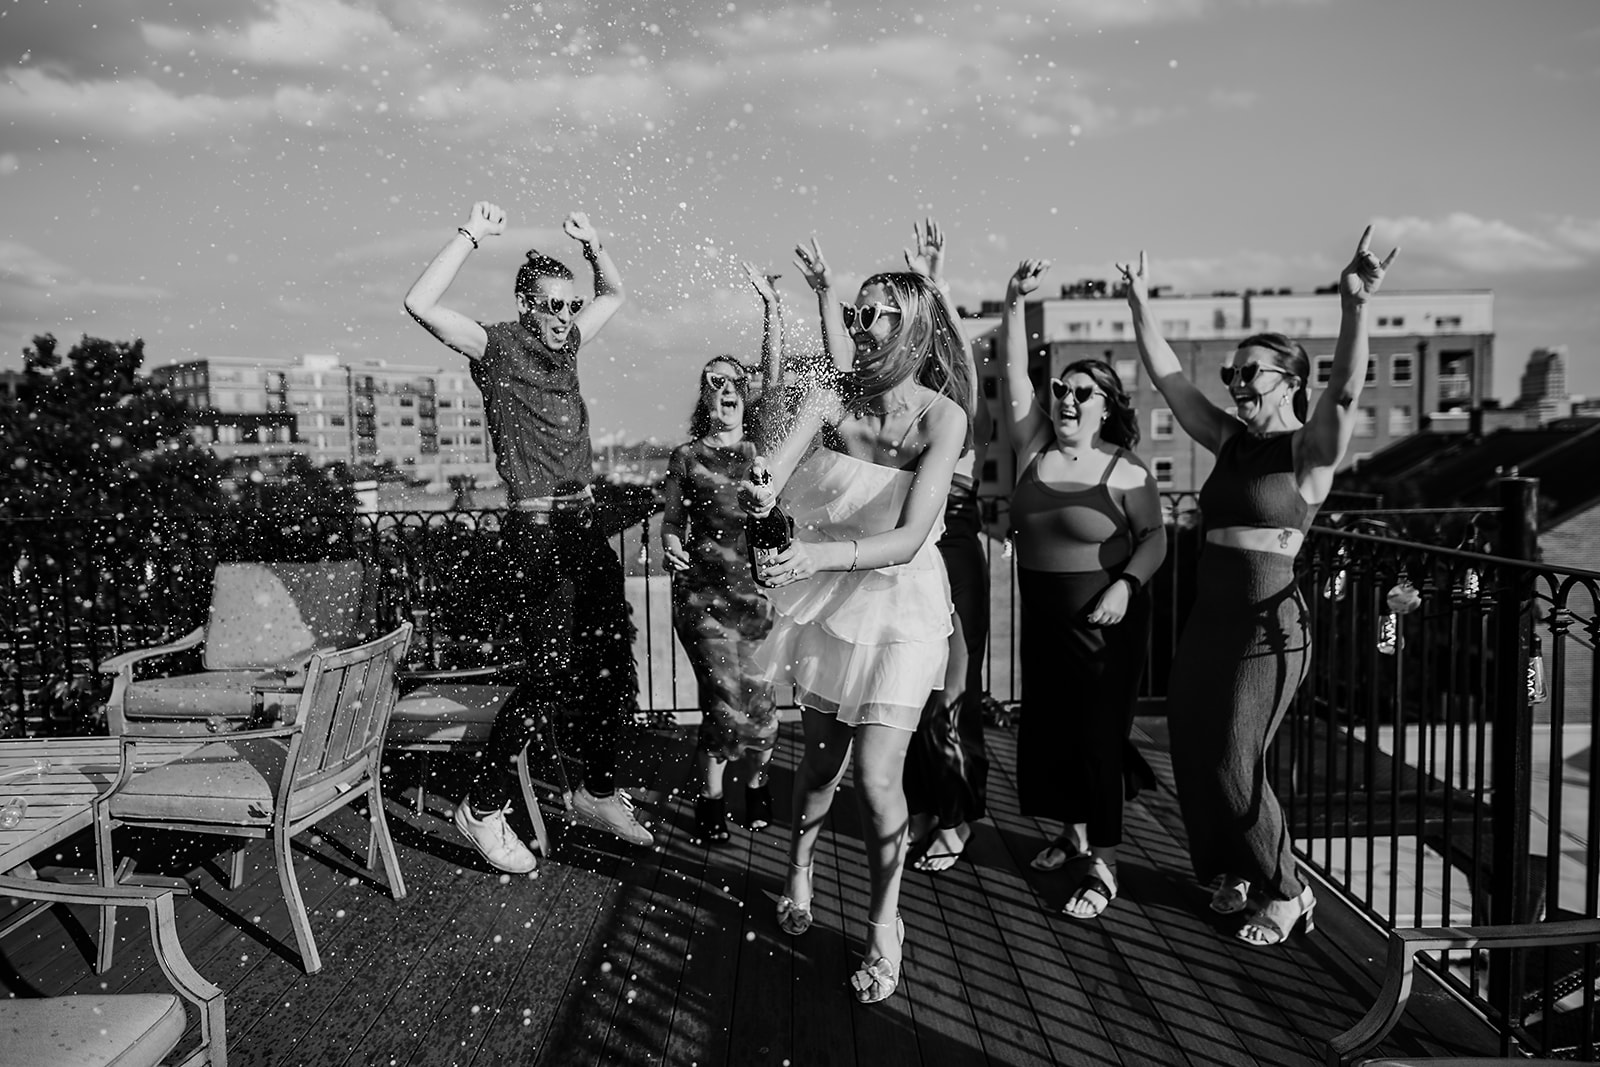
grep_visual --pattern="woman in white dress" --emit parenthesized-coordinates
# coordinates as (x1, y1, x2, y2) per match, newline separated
(744, 240, 973, 1005)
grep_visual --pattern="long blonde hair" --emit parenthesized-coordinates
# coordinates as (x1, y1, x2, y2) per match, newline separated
(850, 272, 974, 420)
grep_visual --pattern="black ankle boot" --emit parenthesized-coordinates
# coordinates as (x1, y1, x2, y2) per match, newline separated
(745, 783, 773, 830)
(695, 794, 731, 843)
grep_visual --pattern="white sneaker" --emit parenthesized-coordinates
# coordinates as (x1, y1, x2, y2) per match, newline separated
(568, 786, 654, 847)
(454, 799, 538, 874)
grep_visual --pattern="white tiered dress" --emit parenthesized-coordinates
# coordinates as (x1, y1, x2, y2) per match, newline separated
(756, 448, 953, 731)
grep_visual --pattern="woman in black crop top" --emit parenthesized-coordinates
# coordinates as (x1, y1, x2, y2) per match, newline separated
(1120, 227, 1399, 947)
(1001, 258, 1168, 922)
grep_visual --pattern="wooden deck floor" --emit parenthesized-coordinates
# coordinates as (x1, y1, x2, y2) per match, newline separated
(1, 720, 1500, 1067)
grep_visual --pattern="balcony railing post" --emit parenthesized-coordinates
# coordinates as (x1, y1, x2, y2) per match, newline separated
(1488, 471, 1538, 1038)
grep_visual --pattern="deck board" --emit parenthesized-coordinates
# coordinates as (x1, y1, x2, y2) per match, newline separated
(0, 719, 1507, 1066)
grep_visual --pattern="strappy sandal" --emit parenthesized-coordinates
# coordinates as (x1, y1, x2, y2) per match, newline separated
(744, 782, 773, 831)
(1062, 860, 1118, 920)
(694, 794, 731, 844)
(1207, 873, 1252, 915)
(1030, 835, 1085, 872)
(1237, 886, 1316, 947)
(776, 861, 813, 936)
(850, 914, 905, 1005)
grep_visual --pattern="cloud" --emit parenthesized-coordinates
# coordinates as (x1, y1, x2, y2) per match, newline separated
(143, 0, 401, 67)
(731, 36, 1119, 139)
(0, 66, 275, 138)
(0, 240, 171, 340)
(409, 63, 710, 134)
(1372, 212, 1592, 274)
(704, 6, 835, 50)
(1208, 87, 1258, 110)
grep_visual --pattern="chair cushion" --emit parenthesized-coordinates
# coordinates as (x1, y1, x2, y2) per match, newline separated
(0, 993, 183, 1067)
(107, 740, 347, 825)
(124, 670, 299, 720)
(386, 684, 515, 747)
(203, 561, 368, 670)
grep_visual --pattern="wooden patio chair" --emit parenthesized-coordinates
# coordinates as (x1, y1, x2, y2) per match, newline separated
(100, 560, 375, 736)
(1327, 918, 1600, 1066)
(94, 623, 412, 975)
(0, 875, 226, 1067)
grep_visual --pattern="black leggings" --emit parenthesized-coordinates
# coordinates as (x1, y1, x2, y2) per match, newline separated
(1167, 547, 1309, 901)
(468, 509, 637, 809)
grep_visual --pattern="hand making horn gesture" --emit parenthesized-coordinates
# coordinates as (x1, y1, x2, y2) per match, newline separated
(1341, 225, 1400, 307)
(1114, 250, 1149, 306)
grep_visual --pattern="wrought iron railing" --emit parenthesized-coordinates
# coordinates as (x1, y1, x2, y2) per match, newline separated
(3, 481, 1596, 1056)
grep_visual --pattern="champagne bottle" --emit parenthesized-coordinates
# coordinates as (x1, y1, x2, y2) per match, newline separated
(744, 459, 792, 573)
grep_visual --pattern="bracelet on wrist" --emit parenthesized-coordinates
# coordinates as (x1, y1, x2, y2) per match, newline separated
(457, 227, 479, 249)
(1119, 573, 1143, 598)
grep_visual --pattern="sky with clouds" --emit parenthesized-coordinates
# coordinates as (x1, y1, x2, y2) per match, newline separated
(2, 0, 1597, 441)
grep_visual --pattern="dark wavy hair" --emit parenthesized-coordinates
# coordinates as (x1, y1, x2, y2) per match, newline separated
(848, 272, 974, 419)
(687, 355, 752, 440)
(1237, 332, 1310, 421)
(1055, 358, 1140, 449)
(514, 249, 574, 297)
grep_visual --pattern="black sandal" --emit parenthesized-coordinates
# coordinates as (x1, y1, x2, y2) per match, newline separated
(745, 782, 773, 831)
(1061, 862, 1118, 920)
(695, 794, 731, 843)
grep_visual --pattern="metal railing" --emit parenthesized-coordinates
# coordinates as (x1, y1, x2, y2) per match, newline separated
(3, 483, 1596, 1056)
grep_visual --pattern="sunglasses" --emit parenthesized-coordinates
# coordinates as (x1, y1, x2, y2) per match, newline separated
(522, 295, 585, 317)
(840, 302, 902, 332)
(1049, 379, 1105, 405)
(704, 370, 748, 392)
(1219, 363, 1291, 388)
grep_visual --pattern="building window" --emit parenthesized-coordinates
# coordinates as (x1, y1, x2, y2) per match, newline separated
(1161, 319, 1190, 338)
(400, 416, 415, 428)
(1110, 321, 1127, 337)
(1286, 317, 1312, 336)
(1315, 355, 1335, 386)
(1365, 360, 1377, 385)
(469, 435, 484, 446)
(330, 414, 346, 427)
(1151, 409, 1175, 439)
(1355, 406, 1377, 437)
(1152, 457, 1174, 488)
(1391, 354, 1414, 385)
(1437, 315, 1463, 331)
(1388, 405, 1412, 436)
(1066, 322, 1087, 338)
(1377, 316, 1405, 328)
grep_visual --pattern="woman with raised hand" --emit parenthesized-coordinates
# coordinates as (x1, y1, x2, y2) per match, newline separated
(894, 219, 996, 875)
(660, 263, 786, 844)
(1000, 258, 1167, 921)
(1120, 227, 1398, 946)
(745, 237, 971, 1005)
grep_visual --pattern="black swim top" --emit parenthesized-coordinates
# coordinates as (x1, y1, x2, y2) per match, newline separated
(1198, 430, 1318, 534)
(1009, 448, 1132, 573)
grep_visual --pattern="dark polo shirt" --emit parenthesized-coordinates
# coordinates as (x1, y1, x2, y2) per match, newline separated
(472, 320, 593, 500)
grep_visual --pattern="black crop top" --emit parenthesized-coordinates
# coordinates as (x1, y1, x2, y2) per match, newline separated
(1198, 430, 1318, 534)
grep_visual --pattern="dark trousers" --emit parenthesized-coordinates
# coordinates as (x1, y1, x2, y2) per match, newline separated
(1168, 548, 1309, 901)
(904, 482, 991, 826)
(1016, 567, 1151, 847)
(468, 509, 638, 809)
